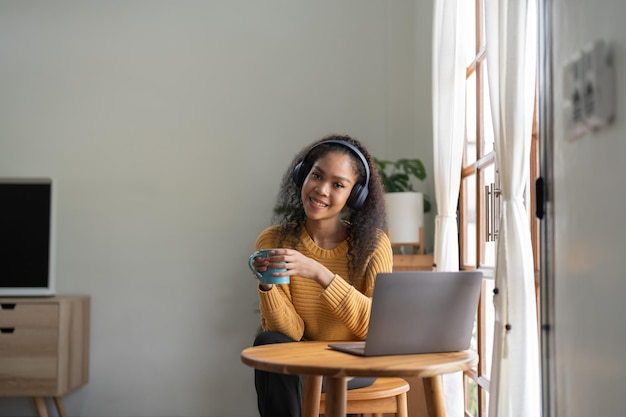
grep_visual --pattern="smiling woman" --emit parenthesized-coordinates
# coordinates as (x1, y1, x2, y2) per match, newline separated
(247, 134, 393, 417)
(299, 151, 357, 235)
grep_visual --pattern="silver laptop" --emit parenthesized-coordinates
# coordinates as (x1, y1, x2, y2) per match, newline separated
(328, 271, 483, 356)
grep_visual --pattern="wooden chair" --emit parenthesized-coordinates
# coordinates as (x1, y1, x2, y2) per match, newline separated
(318, 377, 410, 417)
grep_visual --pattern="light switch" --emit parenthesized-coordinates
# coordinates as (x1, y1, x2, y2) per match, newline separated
(581, 40, 615, 129)
(562, 52, 587, 140)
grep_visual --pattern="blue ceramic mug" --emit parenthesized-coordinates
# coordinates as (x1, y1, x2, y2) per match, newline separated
(248, 249, 290, 285)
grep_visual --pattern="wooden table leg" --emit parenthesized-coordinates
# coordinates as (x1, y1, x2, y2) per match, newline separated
(53, 396, 68, 417)
(422, 375, 446, 417)
(33, 397, 49, 417)
(302, 375, 323, 417)
(324, 376, 347, 417)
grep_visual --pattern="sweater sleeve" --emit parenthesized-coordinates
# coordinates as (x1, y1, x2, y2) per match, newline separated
(255, 226, 306, 340)
(258, 285, 305, 340)
(318, 230, 393, 339)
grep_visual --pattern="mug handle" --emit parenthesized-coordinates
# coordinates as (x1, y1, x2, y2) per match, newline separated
(248, 253, 263, 279)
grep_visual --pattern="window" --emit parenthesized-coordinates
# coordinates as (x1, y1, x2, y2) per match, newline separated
(459, 2, 540, 416)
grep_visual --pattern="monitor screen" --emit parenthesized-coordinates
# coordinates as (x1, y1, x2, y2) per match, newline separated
(0, 178, 55, 296)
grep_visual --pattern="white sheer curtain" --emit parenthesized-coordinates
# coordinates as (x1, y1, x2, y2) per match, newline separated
(432, 1, 464, 272)
(432, 0, 466, 414)
(485, 1, 541, 417)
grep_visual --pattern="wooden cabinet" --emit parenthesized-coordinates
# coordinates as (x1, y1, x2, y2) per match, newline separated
(0, 295, 90, 417)
(392, 254, 434, 271)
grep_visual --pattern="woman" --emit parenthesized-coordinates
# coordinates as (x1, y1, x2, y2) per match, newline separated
(250, 134, 393, 417)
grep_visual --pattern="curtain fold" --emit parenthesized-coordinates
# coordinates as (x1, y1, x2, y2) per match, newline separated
(432, 0, 466, 414)
(432, 0, 465, 273)
(485, 1, 541, 416)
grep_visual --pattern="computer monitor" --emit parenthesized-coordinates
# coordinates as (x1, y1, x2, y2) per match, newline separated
(0, 178, 55, 296)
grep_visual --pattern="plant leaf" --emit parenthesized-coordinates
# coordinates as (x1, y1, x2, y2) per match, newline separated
(397, 159, 426, 181)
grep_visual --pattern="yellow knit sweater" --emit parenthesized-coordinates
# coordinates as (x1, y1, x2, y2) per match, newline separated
(256, 225, 393, 341)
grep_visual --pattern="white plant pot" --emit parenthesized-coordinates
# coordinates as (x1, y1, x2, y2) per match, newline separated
(385, 192, 424, 244)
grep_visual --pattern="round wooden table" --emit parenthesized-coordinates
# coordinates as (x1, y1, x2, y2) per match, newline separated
(241, 341, 478, 417)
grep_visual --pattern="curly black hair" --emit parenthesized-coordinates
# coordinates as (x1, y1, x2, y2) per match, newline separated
(271, 134, 387, 288)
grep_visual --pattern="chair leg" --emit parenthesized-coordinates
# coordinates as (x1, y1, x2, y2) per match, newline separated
(397, 392, 409, 417)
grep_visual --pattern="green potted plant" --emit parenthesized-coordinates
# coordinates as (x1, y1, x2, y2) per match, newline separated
(373, 158, 431, 212)
(374, 157, 430, 250)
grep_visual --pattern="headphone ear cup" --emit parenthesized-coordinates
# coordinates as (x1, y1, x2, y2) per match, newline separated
(347, 184, 368, 210)
(292, 161, 308, 188)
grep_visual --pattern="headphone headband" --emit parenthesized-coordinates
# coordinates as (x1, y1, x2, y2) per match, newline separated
(292, 139, 370, 210)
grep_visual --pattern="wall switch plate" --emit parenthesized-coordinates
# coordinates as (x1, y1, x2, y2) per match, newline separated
(562, 51, 588, 140)
(581, 40, 615, 129)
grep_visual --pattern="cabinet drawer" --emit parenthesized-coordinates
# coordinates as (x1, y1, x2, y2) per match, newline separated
(0, 356, 58, 395)
(0, 327, 59, 395)
(0, 327, 59, 356)
(0, 295, 90, 397)
(0, 303, 59, 327)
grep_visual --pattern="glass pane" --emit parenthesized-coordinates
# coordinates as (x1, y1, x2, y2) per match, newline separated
(481, 277, 495, 379)
(466, 378, 478, 416)
(462, 175, 476, 267)
(482, 390, 490, 417)
(466, 72, 477, 166)
(482, 61, 495, 155)
(478, 0, 486, 53)
(460, 0, 477, 66)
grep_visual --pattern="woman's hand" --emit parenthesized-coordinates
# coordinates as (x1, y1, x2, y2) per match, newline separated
(250, 255, 274, 291)
(263, 248, 335, 288)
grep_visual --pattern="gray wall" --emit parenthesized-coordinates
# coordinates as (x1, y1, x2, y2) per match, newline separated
(551, 1, 626, 416)
(0, 1, 434, 416)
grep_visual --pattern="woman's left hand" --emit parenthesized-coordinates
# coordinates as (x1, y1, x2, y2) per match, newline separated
(268, 248, 335, 288)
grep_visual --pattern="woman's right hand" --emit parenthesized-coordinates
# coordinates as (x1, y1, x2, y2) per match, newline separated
(250, 255, 273, 291)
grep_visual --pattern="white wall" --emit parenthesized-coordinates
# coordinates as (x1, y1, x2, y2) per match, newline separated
(551, 1, 626, 416)
(0, 1, 433, 416)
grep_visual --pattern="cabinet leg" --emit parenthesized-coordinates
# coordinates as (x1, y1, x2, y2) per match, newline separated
(33, 397, 50, 417)
(53, 396, 68, 417)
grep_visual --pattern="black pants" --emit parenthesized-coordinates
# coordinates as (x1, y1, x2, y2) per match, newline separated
(253, 331, 376, 417)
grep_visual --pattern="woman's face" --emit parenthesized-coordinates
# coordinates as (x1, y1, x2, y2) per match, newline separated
(301, 150, 358, 222)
